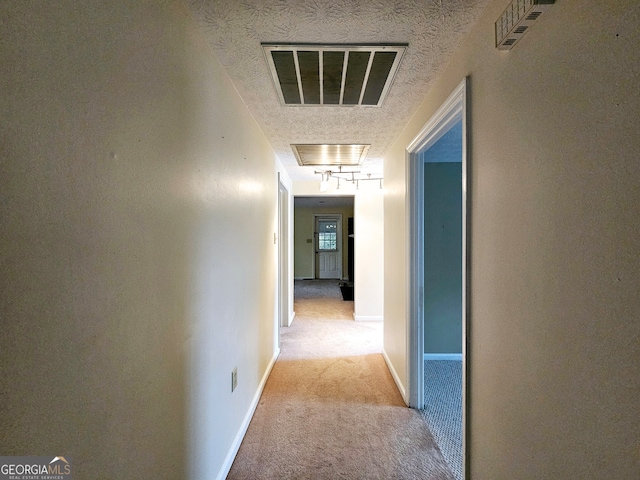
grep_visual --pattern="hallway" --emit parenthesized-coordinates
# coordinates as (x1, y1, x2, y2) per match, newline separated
(3, 2, 638, 478)
(228, 280, 454, 479)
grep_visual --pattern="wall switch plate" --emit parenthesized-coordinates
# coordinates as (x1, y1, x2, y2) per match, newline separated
(231, 367, 238, 392)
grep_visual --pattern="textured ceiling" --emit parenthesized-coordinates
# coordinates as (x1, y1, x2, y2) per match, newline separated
(189, 0, 490, 181)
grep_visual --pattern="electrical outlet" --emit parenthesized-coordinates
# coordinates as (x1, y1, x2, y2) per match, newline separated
(231, 367, 238, 392)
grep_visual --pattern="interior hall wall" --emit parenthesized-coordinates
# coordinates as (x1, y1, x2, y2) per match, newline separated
(383, 0, 640, 478)
(353, 192, 384, 321)
(0, 1, 280, 478)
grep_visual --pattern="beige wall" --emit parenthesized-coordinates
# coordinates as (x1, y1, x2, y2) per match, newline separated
(384, 0, 640, 478)
(0, 1, 283, 478)
(354, 192, 384, 321)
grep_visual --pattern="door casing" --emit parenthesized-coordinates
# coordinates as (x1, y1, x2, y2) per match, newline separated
(278, 178, 290, 331)
(406, 77, 469, 476)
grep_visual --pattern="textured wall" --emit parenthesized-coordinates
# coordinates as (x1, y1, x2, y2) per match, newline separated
(0, 1, 280, 478)
(384, 0, 640, 478)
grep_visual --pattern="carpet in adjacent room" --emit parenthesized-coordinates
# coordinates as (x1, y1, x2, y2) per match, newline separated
(420, 360, 463, 480)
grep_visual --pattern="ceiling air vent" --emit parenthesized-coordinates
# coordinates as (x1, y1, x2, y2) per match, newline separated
(291, 144, 370, 166)
(495, 0, 554, 50)
(262, 44, 407, 107)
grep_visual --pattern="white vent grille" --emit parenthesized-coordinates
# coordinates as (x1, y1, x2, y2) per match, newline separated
(263, 44, 406, 107)
(495, 0, 554, 50)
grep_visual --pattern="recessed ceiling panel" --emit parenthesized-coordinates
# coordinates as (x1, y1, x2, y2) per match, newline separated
(292, 144, 370, 166)
(264, 44, 407, 107)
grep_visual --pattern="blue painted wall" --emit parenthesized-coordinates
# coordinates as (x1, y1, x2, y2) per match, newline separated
(423, 121, 462, 354)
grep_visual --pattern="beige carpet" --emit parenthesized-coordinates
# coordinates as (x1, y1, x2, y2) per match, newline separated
(228, 280, 454, 479)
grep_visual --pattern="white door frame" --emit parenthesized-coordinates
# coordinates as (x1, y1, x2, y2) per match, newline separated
(278, 177, 290, 331)
(314, 213, 343, 279)
(406, 78, 469, 473)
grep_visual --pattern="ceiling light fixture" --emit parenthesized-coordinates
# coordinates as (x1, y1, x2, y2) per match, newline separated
(292, 144, 370, 167)
(319, 172, 330, 192)
(314, 166, 383, 191)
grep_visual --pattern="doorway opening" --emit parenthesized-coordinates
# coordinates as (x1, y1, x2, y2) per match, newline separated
(406, 78, 469, 479)
(277, 176, 292, 352)
(293, 196, 354, 306)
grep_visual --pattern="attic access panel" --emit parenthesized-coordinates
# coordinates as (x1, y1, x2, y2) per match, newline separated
(263, 44, 407, 107)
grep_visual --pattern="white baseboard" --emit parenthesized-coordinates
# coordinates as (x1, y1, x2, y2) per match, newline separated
(216, 347, 280, 480)
(288, 311, 296, 326)
(382, 349, 408, 405)
(424, 353, 462, 361)
(353, 314, 383, 322)
(294, 277, 314, 280)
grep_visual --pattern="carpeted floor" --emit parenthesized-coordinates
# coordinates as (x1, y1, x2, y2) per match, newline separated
(227, 280, 454, 479)
(293, 279, 345, 300)
(420, 361, 463, 480)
